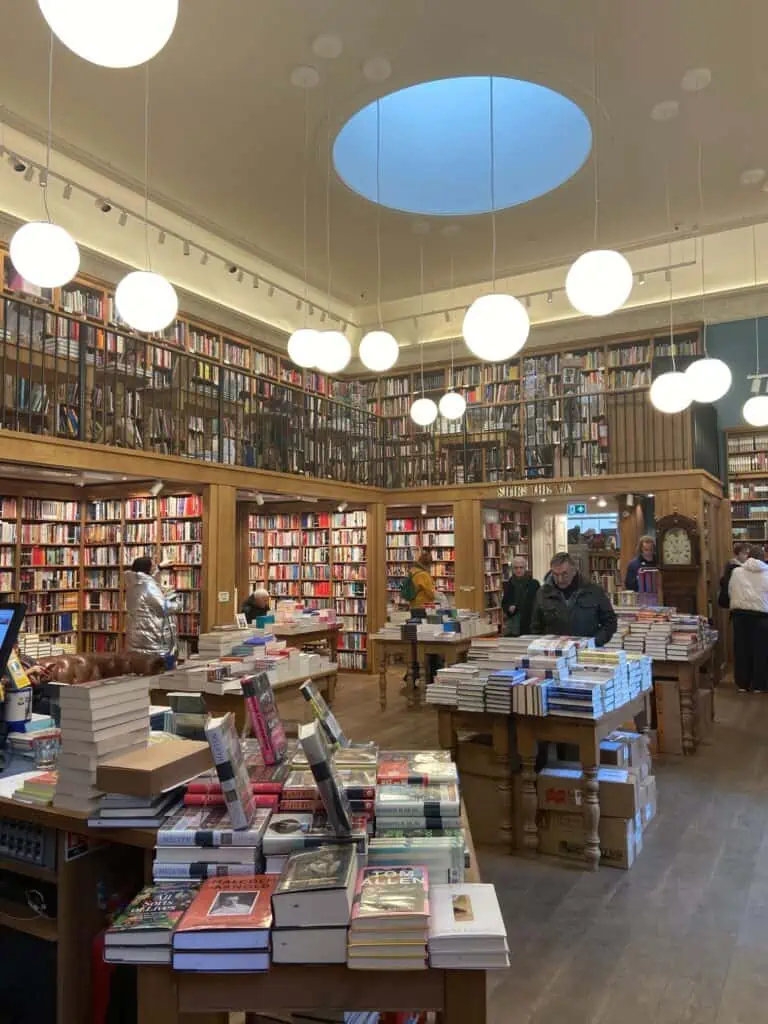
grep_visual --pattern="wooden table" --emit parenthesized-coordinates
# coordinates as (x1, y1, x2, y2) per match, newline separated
(151, 666, 338, 732)
(369, 629, 498, 711)
(272, 623, 342, 663)
(651, 643, 718, 755)
(435, 692, 651, 871)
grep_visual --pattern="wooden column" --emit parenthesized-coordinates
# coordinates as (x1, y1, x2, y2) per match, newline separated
(235, 501, 251, 608)
(202, 483, 237, 630)
(367, 500, 387, 638)
(454, 498, 484, 612)
(618, 496, 649, 583)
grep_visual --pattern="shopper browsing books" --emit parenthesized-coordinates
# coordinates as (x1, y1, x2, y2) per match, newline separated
(402, 549, 437, 614)
(728, 546, 768, 693)
(531, 552, 617, 647)
(241, 587, 270, 624)
(624, 535, 657, 592)
(125, 557, 180, 667)
(501, 557, 539, 637)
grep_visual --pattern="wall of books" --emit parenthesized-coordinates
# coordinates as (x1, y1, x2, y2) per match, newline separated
(481, 501, 532, 629)
(385, 507, 456, 607)
(727, 428, 768, 545)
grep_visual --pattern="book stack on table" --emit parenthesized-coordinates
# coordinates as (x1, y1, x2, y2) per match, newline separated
(347, 866, 431, 970)
(153, 806, 272, 882)
(428, 883, 509, 969)
(182, 744, 287, 811)
(261, 811, 369, 875)
(90, 788, 183, 829)
(456, 674, 486, 712)
(53, 676, 150, 814)
(375, 752, 461, 834)
(484, 668, 527, 713)
(425, 665, 473, 707)
(105, 883, 198, 964)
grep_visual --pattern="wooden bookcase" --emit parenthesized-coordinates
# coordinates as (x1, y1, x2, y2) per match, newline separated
(726, 427, 768, 545)
(385, 506, 456, 608)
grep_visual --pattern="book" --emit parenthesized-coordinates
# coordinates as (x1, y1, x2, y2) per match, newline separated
(151, 845, 264, 865)
(105, 883, 198, 950)
(428, 883, 509, 969)
(241, 673, 287, 765)
(172, 950, 270, 972)
(337, 768, 376, 800)
(183, 792, 279, 810)
(204, 713, 256, 829)
(272, 844, 357, 928)
(157, 806, 271, 847)
(350, 867, 430, 930)
(153, 862, 262, 882)
(375, 783, 460, 818)
(298, 720, 352, 837)
(186, 760, 288, 795)
(172, 875, 277, 951)
(299, 679, 349, 747)
(262, 812, 315, 855)
(271, 926, 349, 965)
(376, 751, 458, 786)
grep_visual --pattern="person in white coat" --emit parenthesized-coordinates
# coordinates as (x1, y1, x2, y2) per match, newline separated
(728, 546, 768, 692)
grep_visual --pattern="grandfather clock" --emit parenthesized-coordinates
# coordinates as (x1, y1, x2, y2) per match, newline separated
(655, 511, 701, 614)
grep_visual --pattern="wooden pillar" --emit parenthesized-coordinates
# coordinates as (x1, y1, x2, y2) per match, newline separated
(454, 499, 484, 612)
(367, 500, 387, 638)
(618, 496, 649, 583)
(235, 502, 251, 608)
(202, 484, 237, 630)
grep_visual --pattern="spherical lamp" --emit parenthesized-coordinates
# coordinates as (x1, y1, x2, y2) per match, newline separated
(37, 0, 179, 68)
(649, 371, 693, 414)
(359, 330, 399, 372)
(462, 294, 530, 362)
(743, 395, 768, 427)
(438, 391, 466, 420)
(684, 357, 732, 402)
(314, 331, 352, 374)
(410, 397, 438, 427)
(115, 270, 178, 333)
(287, 328, 317, 368)
(566, 249, 633, 316)
(10, 221, 80, 288)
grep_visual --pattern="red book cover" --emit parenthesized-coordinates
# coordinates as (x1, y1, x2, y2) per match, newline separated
(183, 792, 279, 810)
(240, 673, 287, 766)
(376, 751, 457, 786)
(187, 761, 287, 795)
(173, 876, 277, 941)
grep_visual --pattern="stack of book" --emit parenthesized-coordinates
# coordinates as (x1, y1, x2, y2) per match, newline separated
(271, 844, 358, 963)
(427, 883, 509, 969)
(367, 834, 464, 883)
(644, 623, 673, 659)
(347, 866, 430, 970)
(279, 770, 322, 812)
(153, 806, 271, 882)
(424, 666, 463, 707)
(376, 751, 458, 786)
(261, 811, 369, 875)
(484, 669, 527, 713)
(546, 677, 612, 719)
(510, 676, 549, 716)
(375, 782, 461, 833)
(12, 770, 58, 806)
(89, 788, 182, 829)
(182, 752, 286, 810)
(667, 629, 698, 660)
(104, 883, 198, 964)
(456, 676, 486, 712)
(171, 876, 277, 972)
(53, 676, 150, 814)
(168, 691, 208, 741)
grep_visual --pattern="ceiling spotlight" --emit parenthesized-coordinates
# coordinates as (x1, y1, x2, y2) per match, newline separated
(9, 155, 26, 173)
(681, 67, 712, 93)
(444, 311, 451, 323)
(158, 230, 166, 244)
(312, 34, 343, 59)
(252, 275, 259, 289)
(289, 65, 321, 89)
(665, 269, 672, 283)
(62, 182, 72, 200)
(638, 272, 646, 285)
(254, 492, 265, 506)
(320, 311, 327, 323)
(237, 270, 244, 284)
(95, 197, 112, 214)
(590, 496, 597, 500)
(421, 504, 428, 516)
(183, 240, 190, 256)
(23, 165, 35, 182)
(268, 286, 275, 298)
(651, 99, 680, 122)
(200, 251, 208, 266)
(647, 493, 655, 498)
(296, 298, 303, 312)
(309, 305, 315, 317)
(362, 56, 392, 82)
(38, 169, 49, 188)
(546, 291, 553, 304)
(524, 295, 531, 309)
(228, 265, 238, 275)
(597, 498, 608, 508)
(118, 210, 128, 227)
(337, 501, 349, 513)
(540, 498, 547, 503)
(76, 472, 86, 488)
(148, 480, 164, 497)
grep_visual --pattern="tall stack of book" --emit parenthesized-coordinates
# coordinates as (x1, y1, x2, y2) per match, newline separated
(53, 676, 150, 814)
(104, 883, 199, 964)
(171, 876, 278, 972)
(89, 788, 183, 829)
(367, 834, 464, 884)
(271, 844, 358, 963)
(153, 806, 271, 882)
(261, 811, 369, 875)
(347, 866, 430, 970)
(374, 781, 461, 834)
(428, 884, 509, 969)
(182, 748, 287, 811)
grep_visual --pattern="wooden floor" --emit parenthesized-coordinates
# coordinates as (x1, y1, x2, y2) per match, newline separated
(297, 674, 768, 1024)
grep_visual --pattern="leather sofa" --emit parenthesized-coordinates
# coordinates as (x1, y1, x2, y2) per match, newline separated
(38, 651, 165, 684)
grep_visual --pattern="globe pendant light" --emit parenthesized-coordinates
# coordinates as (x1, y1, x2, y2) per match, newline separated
(684, 357, 732, 402)
(649, 371, 693, 414)
(744, 395, 768, 426)
(566, 249, 633, 316)
(37, 0, 179, 68)
(315, 331, 352, 374)
(439, 390, 467, 420)
(463, 293, 530, 361)
(287, 328, 317, 368)
(10, 220, 79, 289)
(359, 330, 399, 372)
(411, 396, 438, 427)
(115, 271, 178, 332)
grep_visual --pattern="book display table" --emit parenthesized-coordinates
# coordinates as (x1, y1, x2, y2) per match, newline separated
(370, 629, 498, 712)
(435, 692, 651, 871)
(650, 642, 718, 755)
(272, 623, 342, 663)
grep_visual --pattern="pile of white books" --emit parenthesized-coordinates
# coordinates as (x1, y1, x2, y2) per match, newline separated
(485, 669, 526, 713)
(425, 666, 462, 707)
(428, 883, 509, 970)
(53, 676, 150, 814)
(547, 677, 613, 719)
(456, 676, 486, 712)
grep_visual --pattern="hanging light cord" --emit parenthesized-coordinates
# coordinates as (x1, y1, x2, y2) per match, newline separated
(325, 111, 332, 309)
(41, 32, 53, 223)
(697, 141, 708, 355)
(753, 224, 761, 376)
(143, 64, 151, 272)
(489, 76, 497, 292)
(375, 98, 383, 328)
(592, 23, 600, 246)
(419, 239, 426, 397)
(664, 158, 676, 370)
(302, 87, 309, 325)
(448, 250, 455, 390)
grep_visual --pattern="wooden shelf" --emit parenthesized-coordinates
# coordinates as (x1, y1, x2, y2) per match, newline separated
(0, 896, 58, 941)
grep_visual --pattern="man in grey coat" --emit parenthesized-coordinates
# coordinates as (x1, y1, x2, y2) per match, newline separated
(531, 552, 617, 647)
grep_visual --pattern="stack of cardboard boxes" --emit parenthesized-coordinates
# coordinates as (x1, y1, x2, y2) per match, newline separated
(536, 730, 657, 870)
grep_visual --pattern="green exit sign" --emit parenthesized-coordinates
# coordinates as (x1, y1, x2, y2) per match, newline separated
(567, 503, 587, 515)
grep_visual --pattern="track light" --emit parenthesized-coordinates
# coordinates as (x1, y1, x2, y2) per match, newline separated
(118, 211, 128, 227)
(546, 291, 553, 304)
(320, 311, 327, 323)
(62, 183, 72, 200)
(524, 295, 531, 309)
(183, 240, 191, 256)
(23, 165, 35, 183)
(254, 492, 265, 506)
(268, 286, 275, 298)
(309, 305, 314, 317)
(252, 275, 259, 289)
(95, 197, 112, 213)
(444, 311, 451, 323)
(638, 272, 646, 285)
(421, 504, 427, 515)
(148, 480, 164, 497)
(158, 230, 166, 245)
(227, 265, 238, 275)
(38, 169, 49, 188)
(665, 269, 672, 283)
(296, 298, 303, 312)
(200, 251, 208, 266)
(337, 501, 348, 513)
(237, 270, 244, 284)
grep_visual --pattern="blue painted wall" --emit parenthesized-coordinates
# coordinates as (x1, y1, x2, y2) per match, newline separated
(707, 317, 768, 430)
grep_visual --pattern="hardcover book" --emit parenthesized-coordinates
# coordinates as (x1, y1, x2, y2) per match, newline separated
(377, 751, 458, 786)
(241, 673, 287, 765)
(375, 783, 460, 818)
(186, 760, 288, 795)
(203, 713, 256, 830)
(337, 768, 376, 800)
(183, 792, 278, 811)
(272, 844, 357, 927)
(299, 720, 352, 837)
(157, 806, 271, 847)
(350, 867, 430, 929)
(172, 875, 278, 950)
(105, 883, 199, 947)
(153, 862, 262, 882)
(299, 679, 349, 747)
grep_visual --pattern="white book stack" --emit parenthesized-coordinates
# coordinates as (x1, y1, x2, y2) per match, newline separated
(428, 883, 509, 970)
(484, 669, 526, 714)
(53, 676, 150, 814)
(568, 668, 621, 710)
(426, 666, 470, 707)
(456, 677, 486, 712)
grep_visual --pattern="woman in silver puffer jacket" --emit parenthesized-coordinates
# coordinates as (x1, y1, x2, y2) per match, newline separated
(125, 557, 180, 664)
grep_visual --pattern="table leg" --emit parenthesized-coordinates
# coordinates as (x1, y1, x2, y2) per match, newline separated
(490, 718, 514, 850)
(138, 967, 178, 1024)
(437, 708, 458, 760)
(326, 671, 337, 706)
(679, 664, 696, 755)
(378, 655, 388, 712)
(443, 969, 488, 1024)
(582, 766, 601, 871)
(518, 726, 538, 856)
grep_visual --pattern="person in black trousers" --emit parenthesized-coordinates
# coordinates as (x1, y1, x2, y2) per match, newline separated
(728, 546, 768, 692)
(501, 556, 539, 636)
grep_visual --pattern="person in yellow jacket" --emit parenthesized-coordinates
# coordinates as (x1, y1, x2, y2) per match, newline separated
(408, 550, 436, 612)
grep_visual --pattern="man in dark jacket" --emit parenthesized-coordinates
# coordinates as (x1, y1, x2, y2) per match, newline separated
(501, 556, 539, 636)
(624, 536, 656, 592)
(531, 552, 617, 647)
(718, 542, 749, 609)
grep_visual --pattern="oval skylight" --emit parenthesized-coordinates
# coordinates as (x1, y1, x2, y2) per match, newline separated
(333, 76, 593, 217)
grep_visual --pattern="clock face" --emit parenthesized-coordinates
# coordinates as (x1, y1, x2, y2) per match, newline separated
(662, 527, 693, 566)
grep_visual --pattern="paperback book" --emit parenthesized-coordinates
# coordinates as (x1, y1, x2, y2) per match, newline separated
(105, 883, 199, 964)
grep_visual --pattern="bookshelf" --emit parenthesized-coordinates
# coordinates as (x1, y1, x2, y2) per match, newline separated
(20, 498, 81, 644)
(385, 514, 422, 604)
(332, 509, 368, 671)
(481, 500, 532, 627)
(726, 428, 768, 544)
(588, 549, 622, 599)
(158, 494, 203, 659)
(265, 513, 301, 601)
(385, 507, 456, 607)
(301, 511, 332, 611)
(0, 497, 17, 600)
(82, 499, 122, 652)
(247, 512, 267, 594)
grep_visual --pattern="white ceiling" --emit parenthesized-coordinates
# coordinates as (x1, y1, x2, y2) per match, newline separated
(3, 0, 768, 308)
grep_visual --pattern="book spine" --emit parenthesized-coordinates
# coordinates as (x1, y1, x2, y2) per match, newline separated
(376, 802, 460, 817)
(182, 793, 278, 810)
(243, 693, 277, 765)
(301, 728, 352, 837)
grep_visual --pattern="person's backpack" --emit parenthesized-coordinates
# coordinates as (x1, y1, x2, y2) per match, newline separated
(399, 571, 418, 604)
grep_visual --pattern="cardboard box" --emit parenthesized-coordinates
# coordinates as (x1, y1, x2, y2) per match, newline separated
(96, 739, 212, 798)
(537, 766, 639, 819)
(646, 728, 658, 756)
(599, 739, 628, 769)
(697, 688, 715, 744)
(639, 775, 657, 830)
(537, 809, 637, 869)
(607, 730, 651, 780)
(655, 680, 683, 755)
